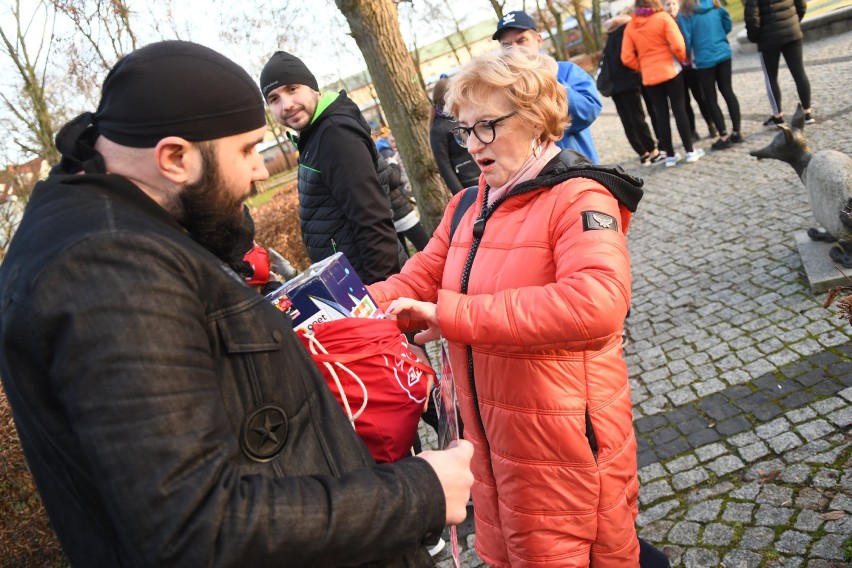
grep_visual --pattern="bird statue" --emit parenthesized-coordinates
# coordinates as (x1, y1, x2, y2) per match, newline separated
(750, 104, 852, 268)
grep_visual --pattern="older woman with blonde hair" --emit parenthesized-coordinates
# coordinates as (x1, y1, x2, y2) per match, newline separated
(368, 48, 646, 567)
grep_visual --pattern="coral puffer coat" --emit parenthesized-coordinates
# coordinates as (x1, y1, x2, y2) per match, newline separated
(369, 153, 645, 567)
(621, 11, 687, 86)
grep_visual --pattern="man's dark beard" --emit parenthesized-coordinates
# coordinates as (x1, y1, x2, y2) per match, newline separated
(180, 143, 255, 269)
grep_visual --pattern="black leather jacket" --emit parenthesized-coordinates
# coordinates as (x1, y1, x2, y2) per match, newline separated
(0, 173, 443, 567)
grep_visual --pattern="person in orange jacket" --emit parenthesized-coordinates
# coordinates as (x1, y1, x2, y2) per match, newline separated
(622, 0, 705, 167)
(368, 48, 649, 567)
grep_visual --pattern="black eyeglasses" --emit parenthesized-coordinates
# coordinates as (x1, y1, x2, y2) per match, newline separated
(452, 111, 517, 148)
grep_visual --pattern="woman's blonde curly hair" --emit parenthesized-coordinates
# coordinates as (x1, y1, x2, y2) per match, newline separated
(444, 48, 569, 144)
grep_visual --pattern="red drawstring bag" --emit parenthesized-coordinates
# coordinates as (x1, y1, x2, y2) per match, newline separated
(299, 318, 433, 463)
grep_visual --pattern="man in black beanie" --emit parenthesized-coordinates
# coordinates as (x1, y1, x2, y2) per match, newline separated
(0, 40, 472, 568)
(260, 50, 407, 284)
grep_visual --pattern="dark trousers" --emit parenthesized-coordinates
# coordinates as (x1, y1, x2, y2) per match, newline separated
(398, 222, 430, 253)
(642, 86, 660, 141)
(682, 66, 715, 136)
(696, 57, 741, 135)
(613, 90, 657, 157)
(644, 73, 694, 156)
(762, 39, 811, 111)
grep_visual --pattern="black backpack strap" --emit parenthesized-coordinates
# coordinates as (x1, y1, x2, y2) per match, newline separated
(448, 186, 479, 243)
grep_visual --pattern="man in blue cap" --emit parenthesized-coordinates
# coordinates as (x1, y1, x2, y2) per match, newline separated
(494, 10, 602, 163)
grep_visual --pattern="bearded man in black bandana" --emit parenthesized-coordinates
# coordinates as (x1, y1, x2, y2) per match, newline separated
(0, 40, 472, 568)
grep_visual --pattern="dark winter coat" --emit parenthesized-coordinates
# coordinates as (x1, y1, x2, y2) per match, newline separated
(295, 90, 403, 284)
(0, 172, 443, 567)
(745, 0, 806, 51)
(429, 113, 481, 195)
(601, 21, 644, 95)
(381, 159, 416, 223)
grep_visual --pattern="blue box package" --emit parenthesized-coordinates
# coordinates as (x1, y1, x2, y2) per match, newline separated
(265, 252, 383, 334)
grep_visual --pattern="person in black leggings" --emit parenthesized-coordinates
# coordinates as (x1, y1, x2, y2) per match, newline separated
(679, 0, 743, 149)
(745, 0, 813, 126)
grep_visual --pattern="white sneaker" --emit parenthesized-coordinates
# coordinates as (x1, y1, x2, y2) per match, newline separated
(427, 537, 446, 557)
(664, 153, 682, 167)
(685, 148, 705, 163)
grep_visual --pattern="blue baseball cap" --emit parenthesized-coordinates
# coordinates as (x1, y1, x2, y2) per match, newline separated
(493, 11, 538, 40)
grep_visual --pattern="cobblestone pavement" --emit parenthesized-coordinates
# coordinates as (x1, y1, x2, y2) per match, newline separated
(426, 25, 852, 568)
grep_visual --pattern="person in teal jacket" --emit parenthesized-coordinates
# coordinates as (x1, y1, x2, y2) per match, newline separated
(678, 0, 743, 149)
(494, 10, 602, 163)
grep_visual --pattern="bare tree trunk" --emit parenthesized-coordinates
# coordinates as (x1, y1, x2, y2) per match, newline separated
(570, 0, 596, 53)
(540, 0, 568, 61)
(591, 0, 603, 52)
(334, 0, 450, 233)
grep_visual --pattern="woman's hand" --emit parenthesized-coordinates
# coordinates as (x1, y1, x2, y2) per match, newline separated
(386, 298, 441, 344)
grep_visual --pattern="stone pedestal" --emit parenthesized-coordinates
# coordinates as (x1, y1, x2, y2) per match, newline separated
(795, 230, 852, 294)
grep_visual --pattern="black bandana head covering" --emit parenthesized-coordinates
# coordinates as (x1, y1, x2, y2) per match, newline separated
(54, 40, 266, 173)
(259, 51, 319, 100)
(96, 40, 266, 147)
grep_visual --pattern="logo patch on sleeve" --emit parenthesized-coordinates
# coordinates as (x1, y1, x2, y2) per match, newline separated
(582, 211, 618, 232)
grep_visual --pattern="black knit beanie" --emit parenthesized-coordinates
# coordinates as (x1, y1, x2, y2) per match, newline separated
(259, 51, 319, 100)
(93, 40, 266, 148)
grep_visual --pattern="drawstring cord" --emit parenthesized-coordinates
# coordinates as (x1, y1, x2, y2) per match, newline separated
(304, 331, 368, 427)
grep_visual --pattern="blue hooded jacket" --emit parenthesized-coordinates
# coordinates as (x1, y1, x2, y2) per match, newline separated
(677, 0, 733, 70)
(555, 61, 601, 163)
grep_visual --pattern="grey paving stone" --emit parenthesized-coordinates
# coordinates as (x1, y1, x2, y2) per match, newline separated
(828, 493, 852, 513)
(666, 455, 698, 474)
(668, 521, 701, 545)
(756, 504, 795, 526)
(695, 443, 726, 462)
(796, 419, 836, 442)
(824, 514, 852, 535)
(729, 432, 760, 447)
(769, 431, 805, 453)
(756, 417, 791, 439)
(812, 397, 845, 414)
(776, 530, 813, 555)
(785, 406, 818, 424)
(739, 526, 776, 550)
(794, 509, 825, 532)
(722, 502, 755, 523)
(731, 481, 762, 501)
(721, 368, 753, 385)
(636, 499, 680, 527)
(718, 415, 755, 437)
(684, 499, 723, 522)
(780, 463, 812, 484)
(740, 440, 772, 463)
(672, 468, 710, 491)
(639, 479, 675, 505)
(814, 468, 841, 489)
(839, 386, 852, 402)
(638, 462, 667, 483)
(810, 534, 847, 561)
(707, 454, 747, 476)
(701, 523, 734, 546)
(827, 405, 852, 427)
(721, 549, 763, 568)
(667, 386, 697, 405)
(796, 487, 832, 511)
(682, 548, 720, 568)
(638, 520, 674, 542)
(686, 481, 736, 505)
(758, 484, 795, 506)
(687, 428, 722, 447)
